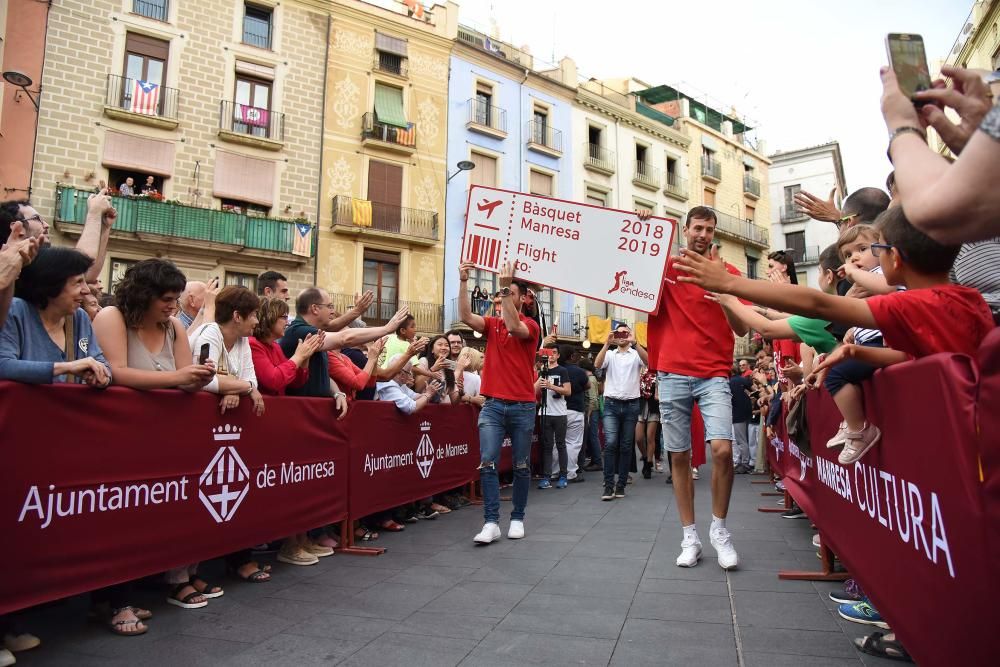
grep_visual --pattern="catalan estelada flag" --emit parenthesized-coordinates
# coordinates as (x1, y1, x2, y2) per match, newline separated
(292, 222, 312, 257)
(129, 80, 160, 115)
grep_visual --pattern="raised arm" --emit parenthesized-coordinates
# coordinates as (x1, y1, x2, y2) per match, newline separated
(498, 261, 531, 339)
(77, 190, 115, 283)
(593, 334, 613, 370)
(674, 248, 877, 330)
(458, 262, 486, 333)
(717, 294, 799, 341)
(321, 306, 410, 351)
(326, 291, 375, 332)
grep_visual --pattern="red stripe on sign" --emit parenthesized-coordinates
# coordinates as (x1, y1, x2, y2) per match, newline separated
(468, 234, 481, 263)
(488, 237, 500, 269)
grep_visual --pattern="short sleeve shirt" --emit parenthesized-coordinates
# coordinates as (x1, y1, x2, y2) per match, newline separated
(539, 365, 570, 416)
(787, 316, 838, 355)
(480, 314, 541, 402)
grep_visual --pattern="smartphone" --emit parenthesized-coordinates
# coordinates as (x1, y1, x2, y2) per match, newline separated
(613, 330, 629, 340)
(198, 343, 210, 365)
(885, 33, 932, 101)
(443, 367, 455, 389)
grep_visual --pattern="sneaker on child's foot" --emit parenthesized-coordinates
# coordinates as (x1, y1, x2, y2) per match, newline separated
(676, 536, 702, 567)
(709, 527, 739, 570)
(838, 424, 882, 465)
(601, 484, 615, 501)
(473, 522, 501, 544)
(838, 600, 888, 628)
(826, 421, 851, 449)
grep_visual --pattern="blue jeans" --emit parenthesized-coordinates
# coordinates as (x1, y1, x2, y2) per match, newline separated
(586, 410, 602, 463)
(478, 398, 535, 524)
(602, 398, 641, 487)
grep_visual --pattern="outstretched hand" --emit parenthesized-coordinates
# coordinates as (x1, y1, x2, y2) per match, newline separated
(793, 188, 841, 223)
(673, 246, 734, 293)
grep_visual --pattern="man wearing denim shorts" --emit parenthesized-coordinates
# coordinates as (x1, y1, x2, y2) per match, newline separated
(643, 206, 749, 569)
(459, 260, 540, 545)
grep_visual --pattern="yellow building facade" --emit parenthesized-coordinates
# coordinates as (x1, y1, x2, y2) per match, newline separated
(316, 0, 457, 335)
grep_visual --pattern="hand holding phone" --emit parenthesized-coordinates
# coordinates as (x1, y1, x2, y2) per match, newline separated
(199, 343, 210, 365)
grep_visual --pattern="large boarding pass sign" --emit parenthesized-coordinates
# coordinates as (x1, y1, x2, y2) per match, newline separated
(462, 186, 675, 313)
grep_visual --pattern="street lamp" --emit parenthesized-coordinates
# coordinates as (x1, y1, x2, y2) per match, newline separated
(446, 160, 476, 183)
(3, 70, 40, 111)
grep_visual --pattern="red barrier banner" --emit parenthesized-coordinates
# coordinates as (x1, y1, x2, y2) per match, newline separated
(0, 382, 348, 615)
(784, 354, 994, 667)
(347, 402, 480, 518)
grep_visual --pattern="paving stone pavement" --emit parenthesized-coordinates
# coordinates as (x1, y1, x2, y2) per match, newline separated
(15, 459, 904, 666)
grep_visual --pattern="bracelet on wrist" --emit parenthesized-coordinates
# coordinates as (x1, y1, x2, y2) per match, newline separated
(886, 126, 927, 164)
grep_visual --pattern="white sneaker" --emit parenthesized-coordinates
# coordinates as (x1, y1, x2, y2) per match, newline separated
(508, 520, 525, 539)
(692, 467, 700, 480)
(676, 537, 702, 567)
(474, 522, 501, 544)
(0, 648, 14, 667)
(710, 527, 739, 570)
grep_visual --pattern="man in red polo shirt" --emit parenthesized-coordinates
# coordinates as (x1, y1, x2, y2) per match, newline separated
(458, 260, 540, 545)
(644, 206, 749, 570)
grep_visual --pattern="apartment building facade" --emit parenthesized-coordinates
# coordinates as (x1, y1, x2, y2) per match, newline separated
(317, 0, 457, 335)
(444, 25, 574, 334)
(31, 0, 326, 292)
(768, 142, 847, 288)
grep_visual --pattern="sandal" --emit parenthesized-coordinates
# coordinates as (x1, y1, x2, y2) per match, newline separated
(166, 583, 207, 609)
(108, 608, 147, 637)
(189, 576, 225, 598)
(855, 632, 913, 662)
(429, 502, 452, 514)
(354, 527, 379, 541)
(89, 603, 153, 622)
(379, 519, 405, 532)
(230, 564, 270, 583)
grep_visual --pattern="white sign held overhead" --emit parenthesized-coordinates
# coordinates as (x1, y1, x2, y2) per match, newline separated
(461, 186, 675, 314)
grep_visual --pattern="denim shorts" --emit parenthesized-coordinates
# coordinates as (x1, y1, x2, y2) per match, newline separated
(657, 372, 733, 452)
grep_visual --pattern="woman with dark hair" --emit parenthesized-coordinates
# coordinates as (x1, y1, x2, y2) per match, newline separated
(767, 249, 799, 285)
(415, 335, 459, 403)
(250, 297, 320, 397)
(0, 246, 111, 386)
(471, 285, 482, 315)
(92, 259, 218, 610)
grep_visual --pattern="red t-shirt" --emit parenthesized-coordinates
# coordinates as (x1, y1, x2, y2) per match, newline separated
(647, 257, 743, 379)
(480, 314, 540, 402)
(867, 284, 994, 358)
(772, 338, 801, 366)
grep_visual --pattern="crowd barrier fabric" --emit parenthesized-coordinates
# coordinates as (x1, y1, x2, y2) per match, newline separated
(346, 402, 480, 518)
(781, 353, 995, 667)
(0, 382, 349, 615)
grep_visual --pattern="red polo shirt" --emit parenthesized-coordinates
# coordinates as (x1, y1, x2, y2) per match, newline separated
(647, 257, 743, 379)
(480, 314, 540, 402)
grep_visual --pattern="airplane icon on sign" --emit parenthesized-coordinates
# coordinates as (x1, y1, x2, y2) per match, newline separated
(476, 199, 503, 219)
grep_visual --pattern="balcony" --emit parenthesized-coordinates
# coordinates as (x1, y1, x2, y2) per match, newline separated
(526, 119, 562, 158)
(734, 334, 754, 359)
(708, 206, 769, 249)
(361, 112, 416, 154)
(743, 174, 761, 198)
(553, 310, 584, 340)
(466, 98, 507, 139)
(132, 0, 168, 22)
(102, 74, 179, 130)
(373, 51, 408, 78)
(632, 161, 660, 191)
(701, 156, 722, 182)
(218, 100, 284, 150)
(331, 195, 437, 246)
(55, 186, 313, 259)
(330, 294, 442, 334)
(664, 173, 688, 200)
(583, 143, 615, 176)
(796, 245, 822, 265)
(780, 205, 807, 223)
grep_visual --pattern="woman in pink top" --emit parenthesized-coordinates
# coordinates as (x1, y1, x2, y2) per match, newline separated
(249, 298, 328, 565)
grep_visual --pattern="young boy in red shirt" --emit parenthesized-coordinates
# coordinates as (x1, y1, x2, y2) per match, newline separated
(674, 205, 994, 464)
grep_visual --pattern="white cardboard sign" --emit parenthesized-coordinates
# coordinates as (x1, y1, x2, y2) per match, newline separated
(461, 185, 675, 313)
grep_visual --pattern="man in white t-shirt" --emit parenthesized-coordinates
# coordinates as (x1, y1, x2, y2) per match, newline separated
(594, 324, 647, 500)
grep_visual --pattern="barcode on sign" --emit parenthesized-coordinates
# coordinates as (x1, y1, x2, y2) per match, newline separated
(465, 234, 501, 270)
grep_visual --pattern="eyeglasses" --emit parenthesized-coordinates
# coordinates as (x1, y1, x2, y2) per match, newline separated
(18, 214, 43, 225)
(870, 243, 906, 260)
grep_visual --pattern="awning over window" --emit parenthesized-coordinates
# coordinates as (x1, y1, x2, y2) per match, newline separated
(701, 135, 718, 151)
(213, 150, 276, 207)
(375, 32, 408, 57)
(102, 130, 175, 176)
(374, 84, 407, 128)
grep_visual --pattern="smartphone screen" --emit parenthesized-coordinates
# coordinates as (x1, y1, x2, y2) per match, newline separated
(199, 343, 210, 365)
(886, 33, 931, 99)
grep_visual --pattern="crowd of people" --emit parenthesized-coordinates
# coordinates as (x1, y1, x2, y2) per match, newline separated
(1, 60, 998, 665)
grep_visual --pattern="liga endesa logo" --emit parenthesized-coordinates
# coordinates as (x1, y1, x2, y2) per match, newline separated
(198, 425, 250, 523)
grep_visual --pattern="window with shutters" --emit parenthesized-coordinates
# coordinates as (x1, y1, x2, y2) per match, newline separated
(474, 81, 494, 126)
(745, 255, 758, 280)
(225, 271, 258, 290)
(585, 187, 606, 207)
(110, 258, 139, 294)
(242, 3, 273, 50)
(123, 33, 168, 88)
(363, 249, 400, 324)
(703, 187, 716, 208)
(367, 160, 403, 233)
(374, 32, 408, 77)
(745, 204, 755, 223)
(785, 231, 806, 260)
(529, 169, 553, 196)
(469, 152, 497, 187)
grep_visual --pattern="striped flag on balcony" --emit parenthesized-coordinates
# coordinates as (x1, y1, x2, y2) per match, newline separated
(129, 80, 160, 115)
(395, 123, 415, 147)
(293, 222, 312, 257)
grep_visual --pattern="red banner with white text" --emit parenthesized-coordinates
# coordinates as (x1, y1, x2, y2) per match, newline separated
(0, 383, 348, 615)
(778, 353, 996, 667)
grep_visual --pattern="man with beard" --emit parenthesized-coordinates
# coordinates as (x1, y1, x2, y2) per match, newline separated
(642, 206, 748, 570)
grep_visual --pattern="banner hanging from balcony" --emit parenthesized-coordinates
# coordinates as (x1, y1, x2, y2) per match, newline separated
(238, 104, 270, 128)
(129, 80, 160, 116)
(292, 222, 312, 257)
(462, 186, 675, 314)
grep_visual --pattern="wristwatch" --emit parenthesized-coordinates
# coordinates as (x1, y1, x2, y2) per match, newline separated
(500, 287, 512, 297)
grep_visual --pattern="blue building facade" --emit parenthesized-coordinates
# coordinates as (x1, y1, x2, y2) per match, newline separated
(444, 34, 575, 331)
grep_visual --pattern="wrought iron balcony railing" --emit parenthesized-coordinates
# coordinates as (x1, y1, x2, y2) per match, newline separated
(105, 74, 178, 119)
(331, 194, 438, 241)
(219, 100, 284, 141)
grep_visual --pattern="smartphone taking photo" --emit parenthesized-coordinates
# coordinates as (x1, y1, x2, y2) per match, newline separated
(198, 343, 210, 365)
(885, 33, 932, 101)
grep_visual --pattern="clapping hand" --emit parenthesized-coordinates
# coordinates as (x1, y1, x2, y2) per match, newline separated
(366, 335, 387, 358)
(407, 337, 429, 356)
(424, 379, 443, 398)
